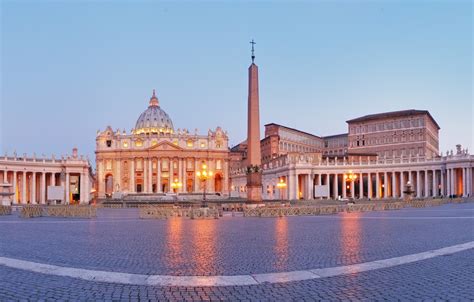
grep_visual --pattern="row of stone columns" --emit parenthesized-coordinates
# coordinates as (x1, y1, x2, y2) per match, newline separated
(119, 157, 229, 195)
(281, 167, 473, 200)
(0, 170, 89, 204)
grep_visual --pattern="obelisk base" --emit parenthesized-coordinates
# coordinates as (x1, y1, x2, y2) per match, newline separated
(247, 172, 262, 202)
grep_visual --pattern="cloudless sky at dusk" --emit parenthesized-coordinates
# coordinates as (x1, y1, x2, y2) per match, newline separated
(1, 1, 472, 165)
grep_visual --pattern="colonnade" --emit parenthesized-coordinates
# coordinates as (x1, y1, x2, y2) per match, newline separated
(0, 169, 90, 204)
(263, 166, 473, 201)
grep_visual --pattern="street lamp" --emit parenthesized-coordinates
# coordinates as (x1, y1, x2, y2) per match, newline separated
(276, 178, 287, 200)
(343, 170, 357, 182)
(196, 163, 213, 207)
(343, 170, 357, 198)
(170, 178, 183, 194)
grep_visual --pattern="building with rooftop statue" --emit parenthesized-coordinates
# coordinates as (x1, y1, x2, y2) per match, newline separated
(0, 148, 93, 205)
(95, 90, 230, 199)
(230, 51, 473, 201)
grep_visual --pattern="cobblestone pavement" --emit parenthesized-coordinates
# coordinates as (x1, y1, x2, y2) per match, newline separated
(0, 249, 472, 301)
(0, 202, 473, 300)
(0, 203, 473, 276)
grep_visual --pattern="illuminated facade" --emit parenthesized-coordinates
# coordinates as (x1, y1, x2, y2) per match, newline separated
(95, 90, 230, 199)
(0, 148, 93, 205)
(229, 63, 472, 201)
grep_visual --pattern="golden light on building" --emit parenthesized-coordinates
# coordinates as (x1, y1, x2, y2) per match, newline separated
(343, 170, 357, 181)
(276, 178, 287, 188)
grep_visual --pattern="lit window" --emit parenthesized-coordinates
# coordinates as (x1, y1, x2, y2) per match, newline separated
(216, 160, 222, 170)
(200, 142, 206, 148)
(136, 140, 143, 147)
(151, 141, 157, 146)
(123, 141, 129, 148)
(187, 140, 193, 147)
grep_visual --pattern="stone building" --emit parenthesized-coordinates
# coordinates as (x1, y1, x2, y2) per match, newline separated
(346, 110, 440, 159)
(0, 148, 93, 205)
(230, 61, 472, 201)
(95, 90, 230, 199)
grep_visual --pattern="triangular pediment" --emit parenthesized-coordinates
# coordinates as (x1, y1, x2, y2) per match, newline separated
(148, 141, 184, 151)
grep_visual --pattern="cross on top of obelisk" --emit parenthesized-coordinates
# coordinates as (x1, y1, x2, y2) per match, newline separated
(250, 39, 256, 63)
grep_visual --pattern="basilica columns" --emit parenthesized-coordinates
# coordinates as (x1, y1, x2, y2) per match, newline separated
(130, 159, 135, 193)
(148, 159, 152, 193)
(157, 159, 162, 193)
(169, 159, 174, 193)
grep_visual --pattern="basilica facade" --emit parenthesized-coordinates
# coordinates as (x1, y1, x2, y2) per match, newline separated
(95, 91, 230, 199)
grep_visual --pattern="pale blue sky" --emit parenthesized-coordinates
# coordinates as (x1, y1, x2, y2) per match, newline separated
(1, 1, 472, 162)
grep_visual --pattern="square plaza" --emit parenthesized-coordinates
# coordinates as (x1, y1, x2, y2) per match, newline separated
(1, 1, 472, 301)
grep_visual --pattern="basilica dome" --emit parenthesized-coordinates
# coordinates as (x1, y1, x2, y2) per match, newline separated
(133, 90, 174, 135)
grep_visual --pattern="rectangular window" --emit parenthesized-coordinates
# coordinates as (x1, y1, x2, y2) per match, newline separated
(162, 159, 169, 171)
(137, 159, 143, 171)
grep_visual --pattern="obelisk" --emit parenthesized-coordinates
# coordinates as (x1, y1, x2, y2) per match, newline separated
(246, 39, 262, 202)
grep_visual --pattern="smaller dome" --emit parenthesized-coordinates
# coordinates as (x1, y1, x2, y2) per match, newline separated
(133, 90, 174, 135)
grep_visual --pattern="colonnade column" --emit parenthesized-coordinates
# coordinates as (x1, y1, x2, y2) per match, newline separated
(375, 172, 381, 199)
(79, 173, 85, 204)
(22, 171, 27, 204)
(424, 170, 429, 198)
(432, 170, 437, 197)
(350, 178, 355, 198)
(31, 172, 36, 204)
(383, 172, 388, 198)
(41, 172, 46, 204)
(451, 169, 455, 196)
(307, 173, 313, 200)
(333, 174, 338, 199)
(367, 173, 372, 199)
(84, 173, 89, 204)
(359, 173, 363, 199)
(392, 172, 397, 198)
(157, 159, 161, 193)
(441, 169, 445, 197)
(51, 173, 55, 186)
(2, 170, 6, 183)
(416, 170, 421, 197)
(447, 169, 452, 196)
(400, 171, 405, 199)
(13, 171, 17, 204)
(65, 172, 70, 204)
(468, 168, 473, 197)
(342, 174, 347, 199)
(462, 168, 467, 197)
(325, 173, 329, 199)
